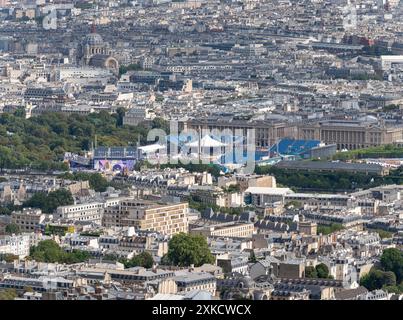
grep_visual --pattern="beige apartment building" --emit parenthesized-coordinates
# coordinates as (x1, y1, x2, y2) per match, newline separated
(236, 175, 277, 191)
(56, 202, 104, 224)
(190, 222, 255, 238)
(102, 199, 189, 236)
(189, 186, 244, 208)
(11, 208, 46, 233)
(174, 272, 217, 296)
(298, 120, 403, 150)
(298, 221, 318, 236)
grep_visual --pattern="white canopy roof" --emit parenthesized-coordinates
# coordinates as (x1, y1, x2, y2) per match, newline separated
(138, 144, 166, 153)
(185, 135, 227, 148)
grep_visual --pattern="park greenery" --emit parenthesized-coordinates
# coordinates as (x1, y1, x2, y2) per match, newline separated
(0, 204, 19, 216)
(333, 144, 403, 161)
(380, 248, 403, 283)
(360, 269, 397, 291)
(316, 223, 344, 235)
(99, 251, 154, 269)
(0, 253, 19, 263)
(360, 248, 403, 293)
(124, 252, 154, 269)
(161, 233, 215, 267)
(382, 104, 400, 112)
(44, 224, 74, 236)
(0, 289, 18, 300)
(23, 189, 74, 214)
(0, 189, 74, 216)
(79, 231, 103, 237)
(119, 63, 142, 76)
(222, 184, 241, 193)
(0, 110, 151, 172)
(305, 263, 333, 279)
(5, 223, 20, 235)
(369, 228, 394, 239)
(29, 240, 91, 264)
(255, 165, 403, 192)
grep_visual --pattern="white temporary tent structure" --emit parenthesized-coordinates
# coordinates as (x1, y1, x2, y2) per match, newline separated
(185, 135, 227, 148)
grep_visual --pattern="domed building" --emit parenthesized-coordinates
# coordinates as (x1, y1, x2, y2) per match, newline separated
(77, 25, 119, 75)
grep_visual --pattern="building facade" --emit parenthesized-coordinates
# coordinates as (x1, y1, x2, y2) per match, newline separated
(298, 120, 403, 150)
(190, 222, 255, 238)
(102, 199, 189, 236)
(76, 25, 119, 75)
(0, 234, 31, 258)
(185, 117, 296, 148)
(56, 202, 104, 224)
(11, 208, 46, 233)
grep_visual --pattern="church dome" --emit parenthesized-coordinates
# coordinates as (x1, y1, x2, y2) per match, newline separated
(83, 33, 104, 46)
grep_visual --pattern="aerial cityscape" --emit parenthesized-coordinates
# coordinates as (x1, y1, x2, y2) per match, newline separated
(0, 0, 403, 303)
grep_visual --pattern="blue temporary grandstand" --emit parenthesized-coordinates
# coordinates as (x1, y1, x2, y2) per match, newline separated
(269, 139, 321, 157)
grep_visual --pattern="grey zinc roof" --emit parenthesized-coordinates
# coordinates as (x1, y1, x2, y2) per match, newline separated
(259, 256, 281, 267)
(174, 272, 216, 284)
(334, 286, 368, 300)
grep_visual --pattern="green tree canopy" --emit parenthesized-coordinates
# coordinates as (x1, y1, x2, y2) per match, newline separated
(360, 268, 397, 291)
(305, 266, 318, 278)
(380, 248, 403, 283)
(30, 240, 63, 263)
(0, 253, 19, 263)
(5, 223, 20, 235)
(23, 189, 74, 213)
(115, 107, 126, 127)
(125, 252, 154, 269)
(0, 289, 18, 300)
(383, 282, 403, 294)
(254, 165, 403, 192)
(315, 263, 331, 279)
(0, 111, 151, 171)
(317, 223, 344, 235)
(29, 240, 90, 264)
(151, 117, 170, 134)
(119, 63, 142, 76)
(163, 233, 215, 267)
